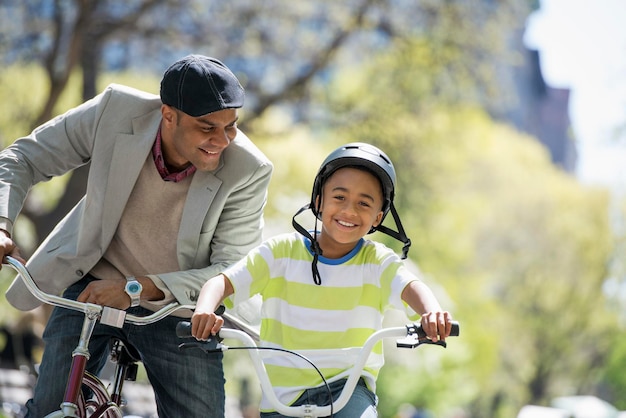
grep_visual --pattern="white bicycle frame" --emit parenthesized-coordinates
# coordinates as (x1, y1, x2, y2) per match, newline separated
(179, 317, 459, 417)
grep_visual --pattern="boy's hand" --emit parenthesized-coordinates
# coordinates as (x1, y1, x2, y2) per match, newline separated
(420, 311, 453, 343)
(191, 312, 224, 341)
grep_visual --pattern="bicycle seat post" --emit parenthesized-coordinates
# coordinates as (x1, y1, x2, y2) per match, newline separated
(109, 339, 140, 407)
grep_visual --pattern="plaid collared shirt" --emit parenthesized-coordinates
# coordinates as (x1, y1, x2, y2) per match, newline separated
(152, 126, 196, 182)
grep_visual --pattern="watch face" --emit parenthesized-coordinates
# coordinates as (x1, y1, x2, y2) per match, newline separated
(127, 282, 141, 294)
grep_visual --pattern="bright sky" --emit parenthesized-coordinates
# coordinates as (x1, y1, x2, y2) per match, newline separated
(524, 0, 626, 193)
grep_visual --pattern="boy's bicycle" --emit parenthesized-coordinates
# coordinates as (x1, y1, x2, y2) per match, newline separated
(2, 255, 197, 418)
(177, 313, 460, 417)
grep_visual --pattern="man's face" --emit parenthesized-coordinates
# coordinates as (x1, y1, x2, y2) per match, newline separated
(160, 105, 239, 172)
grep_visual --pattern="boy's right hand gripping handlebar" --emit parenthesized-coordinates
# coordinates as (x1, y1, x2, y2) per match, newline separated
(396, 321, 460, 348)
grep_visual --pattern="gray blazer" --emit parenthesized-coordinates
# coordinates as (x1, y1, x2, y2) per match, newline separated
(0, 84, 273, 311)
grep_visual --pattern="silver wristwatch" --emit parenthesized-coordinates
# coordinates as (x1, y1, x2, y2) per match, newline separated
(124, 277, 143, 308)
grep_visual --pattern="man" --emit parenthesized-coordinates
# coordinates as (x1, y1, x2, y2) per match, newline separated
(0, 54, 273, 417)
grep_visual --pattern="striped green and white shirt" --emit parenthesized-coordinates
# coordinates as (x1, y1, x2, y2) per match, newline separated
(224, 232, 419, 411)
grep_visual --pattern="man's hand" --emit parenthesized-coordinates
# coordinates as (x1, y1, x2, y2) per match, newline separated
(77, 279, 130, 309)
(0, 232, 26, 267)
(77, 276, 165, 309)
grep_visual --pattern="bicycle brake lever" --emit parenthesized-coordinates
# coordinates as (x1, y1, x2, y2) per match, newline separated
(396, 335, 448, 349)
(178, 338, 224, 353)
(418, 339, 447, 348)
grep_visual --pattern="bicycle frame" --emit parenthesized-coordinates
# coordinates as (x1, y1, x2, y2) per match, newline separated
(3, 256, 195, 418)
(178, 319, 459, 417)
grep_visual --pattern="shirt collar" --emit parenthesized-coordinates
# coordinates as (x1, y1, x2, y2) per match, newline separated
(152, 125, 196, 182)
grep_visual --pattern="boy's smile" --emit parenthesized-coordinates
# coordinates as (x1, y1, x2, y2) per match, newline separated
(316, 167, 384, 259)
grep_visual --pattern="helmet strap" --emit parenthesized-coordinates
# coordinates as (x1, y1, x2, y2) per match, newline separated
(292, 204, 323, 285)
(374, 202, 411, 259)
(293, 200, 412, 286)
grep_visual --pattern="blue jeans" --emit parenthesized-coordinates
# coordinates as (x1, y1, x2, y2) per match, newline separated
(261, 378, 378, 418)
(25, 276, 225, 418)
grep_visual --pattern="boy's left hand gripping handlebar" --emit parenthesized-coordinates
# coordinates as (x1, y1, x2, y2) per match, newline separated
(176, 319, 226, 354)
(175, 305, 225, 339)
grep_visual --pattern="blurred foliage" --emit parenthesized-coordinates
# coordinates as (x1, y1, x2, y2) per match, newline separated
(0, 0, 528, 124)
(605, 332, 626, 410)
(0, 64, 79, 143)
(0, 1, 625, 417)
(351, 107, 615, 416)
(601, 195, 626, 410)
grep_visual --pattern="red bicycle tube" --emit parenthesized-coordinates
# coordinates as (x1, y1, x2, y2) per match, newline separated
(65, 354, 89, 403)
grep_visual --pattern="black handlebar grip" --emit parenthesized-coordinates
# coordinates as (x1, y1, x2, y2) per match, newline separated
(415, 320, 460, 338)
(176, 321, 192, 338)
(450, 321, 460, 337)
(176, 306, 226, 338)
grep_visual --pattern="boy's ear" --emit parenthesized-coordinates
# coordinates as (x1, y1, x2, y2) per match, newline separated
(314, 195, 321, 212)
(372, 211, 384, 227)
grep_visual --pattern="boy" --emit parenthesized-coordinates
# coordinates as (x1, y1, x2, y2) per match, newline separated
(192, 142, 453, 417)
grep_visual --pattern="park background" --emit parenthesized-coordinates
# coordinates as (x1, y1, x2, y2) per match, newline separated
(0, 0, 625, 417)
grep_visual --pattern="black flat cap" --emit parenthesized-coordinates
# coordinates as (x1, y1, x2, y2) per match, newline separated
(160, 54, 245, 117)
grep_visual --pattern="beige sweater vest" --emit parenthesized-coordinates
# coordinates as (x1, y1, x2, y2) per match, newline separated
(90, 155, 192, 304)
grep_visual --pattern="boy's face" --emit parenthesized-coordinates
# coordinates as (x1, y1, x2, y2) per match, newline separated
(316, 167, 384, 258)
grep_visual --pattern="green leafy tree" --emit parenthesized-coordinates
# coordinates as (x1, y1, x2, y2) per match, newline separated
(0, 0, 528, 255)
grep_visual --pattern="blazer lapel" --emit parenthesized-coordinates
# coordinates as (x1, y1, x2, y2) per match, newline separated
(101, 110, 161, 248)
(176, 170, 222, 268)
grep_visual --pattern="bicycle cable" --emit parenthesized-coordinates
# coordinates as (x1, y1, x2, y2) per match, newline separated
(177, 319, 335, 416)
(190, 343, 334, 417)
(227, 346, 334, 417)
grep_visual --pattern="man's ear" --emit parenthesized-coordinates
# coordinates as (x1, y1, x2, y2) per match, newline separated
(161, 104, 176, 124)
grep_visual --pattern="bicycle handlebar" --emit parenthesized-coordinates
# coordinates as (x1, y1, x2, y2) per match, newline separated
(176, 320, 459, 417)
(2, 255, 194, 328)
(176, 320, 459, 347)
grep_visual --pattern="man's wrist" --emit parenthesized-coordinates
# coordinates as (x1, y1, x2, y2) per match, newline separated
(140, 275, 166, 301)
(125, 277, 143, 307)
